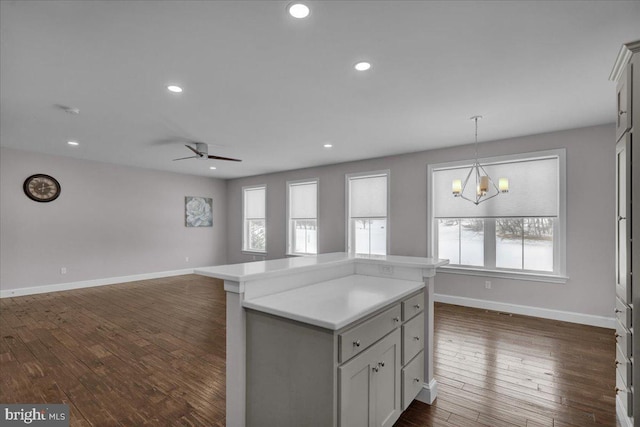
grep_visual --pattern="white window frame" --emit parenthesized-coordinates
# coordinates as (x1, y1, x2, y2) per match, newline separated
(345, 170, 390, 255)
(242, 184, 267, 254)
(286, 178, 319, 256)
(427, 149, 567, 283)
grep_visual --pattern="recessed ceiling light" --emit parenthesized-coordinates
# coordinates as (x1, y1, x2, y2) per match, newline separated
(167, 85, 183, 93)
(67, 141, 79, 146)
(354, 62, 371, 71)
(323, 143, 333, 148)
(209, 166, 217, 170)
(287, 2, 310, 19)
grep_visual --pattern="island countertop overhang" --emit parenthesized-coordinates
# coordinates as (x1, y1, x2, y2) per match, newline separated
(195, 252, 448, 287)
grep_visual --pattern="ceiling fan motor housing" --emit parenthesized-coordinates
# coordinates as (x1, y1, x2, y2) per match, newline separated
(195, 142, 208, 158)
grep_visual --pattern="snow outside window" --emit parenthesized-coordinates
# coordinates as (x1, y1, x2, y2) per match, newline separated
(430, 150, 566, 278)
(347, 172, 389, 255)
(243, 185, 266, 253)
(287, 179, 318, 255)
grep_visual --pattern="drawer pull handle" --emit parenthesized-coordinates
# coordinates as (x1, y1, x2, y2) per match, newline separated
(353, 340, 361, 347)
(615, 387, 622, 395)
(413, 336, 420, 341)
(414, 304, 421, 310)
(618, 216, 627, 221)
(619, 110, 627, 116)
(614, 309, 622, 313)
(378, 361, 385, 368)
(615, 360, 620, 367)
(372, 366, 379, 373)
(393, 317, 400, 322)
(413, 378, 420, 383)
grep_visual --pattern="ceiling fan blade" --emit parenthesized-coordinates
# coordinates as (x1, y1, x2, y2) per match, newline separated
(185, 144, 202, 156)
(208, 154, 242, 162)
(172, 156, 199, 161)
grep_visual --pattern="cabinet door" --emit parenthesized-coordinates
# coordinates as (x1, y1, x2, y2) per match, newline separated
(616, 63, 632, 142)
(372, 331, 401, 427)
(339, 330, 401, 427)
(339, 354, 373, 427)
(616, 135, 632, 303)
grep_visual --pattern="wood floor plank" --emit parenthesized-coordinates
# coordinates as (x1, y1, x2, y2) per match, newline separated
(0, 276, 615, 426)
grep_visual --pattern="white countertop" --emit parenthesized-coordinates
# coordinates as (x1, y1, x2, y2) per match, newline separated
(242, 274, 424, 330)
(195, 252, 448, 282)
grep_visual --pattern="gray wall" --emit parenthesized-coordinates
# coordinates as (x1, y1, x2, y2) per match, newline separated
(0, 147, 227, 291)
(226, 124, 614, 318)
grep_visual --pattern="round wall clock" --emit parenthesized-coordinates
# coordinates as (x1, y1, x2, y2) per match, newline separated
(23, 174, 61, 202)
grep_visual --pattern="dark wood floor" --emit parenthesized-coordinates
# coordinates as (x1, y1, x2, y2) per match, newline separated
(0, 275, 615, 426)
(396, 304, 616, 427)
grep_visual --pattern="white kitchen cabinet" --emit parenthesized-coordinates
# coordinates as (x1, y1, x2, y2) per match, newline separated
(611, 40, 640, 427)
(616, 62, 633, 142)
(195, 252, 448, 426)
(339, 329, 401, 427)
(402, 350, 424, 411)
(245, 284, 425, 427)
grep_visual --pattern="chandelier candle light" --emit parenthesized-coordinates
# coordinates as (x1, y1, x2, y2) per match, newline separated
(452, 116, 509, 204)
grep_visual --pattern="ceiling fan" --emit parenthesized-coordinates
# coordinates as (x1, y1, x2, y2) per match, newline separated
(173, 142, 242, 162)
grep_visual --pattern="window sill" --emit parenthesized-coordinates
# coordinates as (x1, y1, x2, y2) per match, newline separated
(437, 265, 568, 284)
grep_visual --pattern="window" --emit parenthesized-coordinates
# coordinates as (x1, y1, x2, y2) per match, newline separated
(346, 171, 389, 255)
(429, 150, 566, 281)
(242, 185, 266, 253)
(287, 179, 318, 255)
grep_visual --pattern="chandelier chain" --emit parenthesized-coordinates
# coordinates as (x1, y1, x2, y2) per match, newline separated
(474, 117, 478, 159)
(470, 115, 482, 160)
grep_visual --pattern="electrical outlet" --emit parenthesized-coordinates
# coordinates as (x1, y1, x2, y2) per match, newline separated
(379, 265, 394, 275)
(185, 256, 189, 262)
(485, 280, 491, 289)
(60, 267, 67, 275)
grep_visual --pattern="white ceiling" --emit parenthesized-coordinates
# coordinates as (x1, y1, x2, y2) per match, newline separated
(1, 1, 639, 179)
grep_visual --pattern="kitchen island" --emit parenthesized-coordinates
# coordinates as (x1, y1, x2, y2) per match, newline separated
(196, 253, 447, 427)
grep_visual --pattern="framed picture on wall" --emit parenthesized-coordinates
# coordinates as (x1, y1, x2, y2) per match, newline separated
(185, 196, 213, 227)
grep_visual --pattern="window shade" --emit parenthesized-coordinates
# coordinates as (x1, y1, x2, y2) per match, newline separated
(433, 156, 558, 218)
(290, 181, 317, 219)
(350, 174, 387, 218)
(244, 187, 265, 219)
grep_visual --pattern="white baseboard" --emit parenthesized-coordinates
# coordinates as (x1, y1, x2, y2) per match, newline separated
(416, 379, 438, 405)
(434, 293, 615, 329)
(0, 269, 195, 298)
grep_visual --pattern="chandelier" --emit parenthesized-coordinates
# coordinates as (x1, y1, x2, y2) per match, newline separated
(452, 116, 509, 204)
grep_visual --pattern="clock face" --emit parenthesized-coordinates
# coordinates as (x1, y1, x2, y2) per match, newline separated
(23, 174, 61, 202)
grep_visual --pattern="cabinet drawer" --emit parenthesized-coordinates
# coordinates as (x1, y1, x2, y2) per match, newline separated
(616, 343, 632, 388)
(339, 304, 401, 363)
(401, 350, 424, 411)
(615, 297, 632, 328)
(615, 319, 632, 356)
(616, 368, 633, 418)
(402, 312, 424, 365)
(402, 292, 424, 321)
